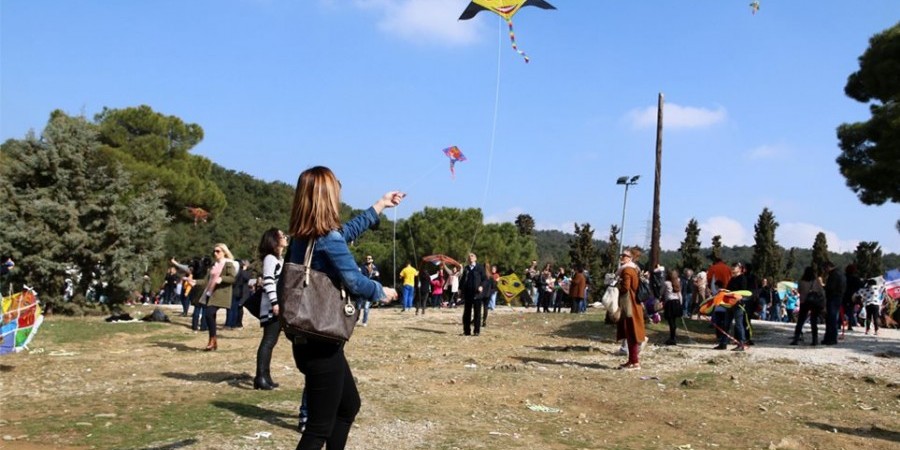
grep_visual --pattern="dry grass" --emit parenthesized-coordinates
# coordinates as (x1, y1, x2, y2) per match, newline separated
(1, 305, 899, 449)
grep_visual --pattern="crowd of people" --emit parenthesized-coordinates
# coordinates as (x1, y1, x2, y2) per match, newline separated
(106, 162, 894, 450)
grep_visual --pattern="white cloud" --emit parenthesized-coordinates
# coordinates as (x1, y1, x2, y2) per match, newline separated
(699, 216, 752, 247)
(353, 0, 479, 45)
(626, 103, 727, 130)
(779, 222, 860, 254)
(484, 206, 526, 224)
(746, 143, 789, 160)
(665, 217, 864, 254)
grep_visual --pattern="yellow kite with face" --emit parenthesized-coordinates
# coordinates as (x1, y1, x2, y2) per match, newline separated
(458, 0, 556, 22)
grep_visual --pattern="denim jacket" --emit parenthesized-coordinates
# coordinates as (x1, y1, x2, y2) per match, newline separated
(288, 206, 385, 303)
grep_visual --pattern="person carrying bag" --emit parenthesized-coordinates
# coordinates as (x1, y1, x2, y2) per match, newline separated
(282, 166, 401, 450)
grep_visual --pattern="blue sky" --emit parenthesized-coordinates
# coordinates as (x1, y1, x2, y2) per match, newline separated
(3, 0, 898, 254)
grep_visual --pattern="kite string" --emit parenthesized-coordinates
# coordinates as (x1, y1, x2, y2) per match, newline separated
(401, 161, 442, 194)
(469, 17, 503, 253)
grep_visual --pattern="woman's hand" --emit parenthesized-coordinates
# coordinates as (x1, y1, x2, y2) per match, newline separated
(381, 287, 398, 303)
(273, 304, 280, 316)
(373, 191, 405, 214)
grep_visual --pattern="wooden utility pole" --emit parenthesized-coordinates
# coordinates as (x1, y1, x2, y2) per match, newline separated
(650, 93, 663, 269)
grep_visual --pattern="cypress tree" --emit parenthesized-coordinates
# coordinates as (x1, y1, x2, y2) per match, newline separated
(811, 232, 830, 275)
(751, 208, 782, 281)
(854, 241, 884, 278)
(678, 219, 703, 271)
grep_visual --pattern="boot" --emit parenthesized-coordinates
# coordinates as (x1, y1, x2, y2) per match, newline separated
(253, 376, 274, 390)
(266, 376, 279, 388)
(205, 336, 217, 351)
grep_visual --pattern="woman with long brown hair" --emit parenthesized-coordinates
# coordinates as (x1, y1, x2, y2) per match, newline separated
(286, 166, 401, 449)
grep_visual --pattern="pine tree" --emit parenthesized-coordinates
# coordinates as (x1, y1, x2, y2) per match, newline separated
(811, 232, 830, 275)
(751, 208, 782, 281)
(710, 235, 723, 262)
(569, 223, 598, 274)
(678, 219, 703, 271)
(854, 241, 884, 278)
(784, 247, 798, 280)
(515, 214, 535, 236)
(602, 225, 620, 274)
(0, 111, 168, 304)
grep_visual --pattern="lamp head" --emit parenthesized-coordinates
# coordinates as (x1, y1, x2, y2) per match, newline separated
(616, 176, 628, 185)
(630, 175, 640, 183)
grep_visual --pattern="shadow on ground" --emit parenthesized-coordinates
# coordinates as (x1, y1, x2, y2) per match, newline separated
(807, 421, 900, 444)
(162, 371, 253, 388)
(212, 400, 298, 432)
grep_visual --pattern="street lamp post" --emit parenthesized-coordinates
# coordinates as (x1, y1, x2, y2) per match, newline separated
(616, 175, 640, 257)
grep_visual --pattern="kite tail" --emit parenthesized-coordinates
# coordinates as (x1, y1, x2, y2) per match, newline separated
(506, 19, 529, 63)
(449, 161, 456, 179)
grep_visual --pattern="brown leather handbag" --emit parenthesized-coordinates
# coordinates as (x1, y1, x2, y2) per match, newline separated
(278, 239, 358, 343)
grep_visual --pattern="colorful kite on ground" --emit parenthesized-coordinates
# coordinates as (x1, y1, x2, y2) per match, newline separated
(697, 289, 751, 316)
(458, 0, 556, 63)
(750, 1, 760, 15)
(1, 289, 43, 355)
(442, 146, 467, 179)
(496, 273, 526, 306)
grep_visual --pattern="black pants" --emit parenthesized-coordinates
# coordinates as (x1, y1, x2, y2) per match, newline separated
(481, 298, 490, 326)
(793, 301, 822, 343)
(823, 298, 841, 344)
(663, 300, 680, 340)
(256, 320, 281, 380)
(205, 305, 220, 338)
(462, 295, 481, 335)
(291, 338, 360, 450)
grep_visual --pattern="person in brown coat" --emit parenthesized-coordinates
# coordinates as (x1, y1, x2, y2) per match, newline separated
(616, 247, 646, 369)
(569, 264, 588, 313)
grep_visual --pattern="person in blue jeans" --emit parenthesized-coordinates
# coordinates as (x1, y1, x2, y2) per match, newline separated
(284, 166, 401, 449)
(356, 255, 380, 326)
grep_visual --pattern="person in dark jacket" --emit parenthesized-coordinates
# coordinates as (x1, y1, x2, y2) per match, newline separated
(822, 262, 846, 345)
(843, 264, 864, 331)
(460, 252, 487, 336)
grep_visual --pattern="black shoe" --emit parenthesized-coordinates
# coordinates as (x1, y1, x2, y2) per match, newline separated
(789, 339, 799, 345)
(731, 345, 745, 352)
(745, 340, 755, 346)
(473, 332, 480, 336)
(298, 416, 307, 433)
(266, 377, 279, 388)
(713, 343, 727, 350)
(664, 338, 677, 346)
(253, 377, 274, 390)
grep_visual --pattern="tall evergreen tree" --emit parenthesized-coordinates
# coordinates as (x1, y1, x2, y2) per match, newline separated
(678, 219, 703, 271)
(569, 223, 598, 272)
(515, 214, 535, 236)
(811, 232, 831, 275)
(751, 208, 782, 281)
(710, 235, 723, 262)
(783, 247, 798, 280)
(0, 111, 168, 303)
(854, 241, 884, 278)
(602, 225, 620, 274)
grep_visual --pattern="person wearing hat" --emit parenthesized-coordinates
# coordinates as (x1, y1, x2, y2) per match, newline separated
(616, 247, 646, 369)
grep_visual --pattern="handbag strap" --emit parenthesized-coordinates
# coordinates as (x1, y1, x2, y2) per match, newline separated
(303, 238, 316, 286)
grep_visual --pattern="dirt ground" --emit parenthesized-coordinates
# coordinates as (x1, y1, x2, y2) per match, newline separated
(1, 304, 899, 450)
